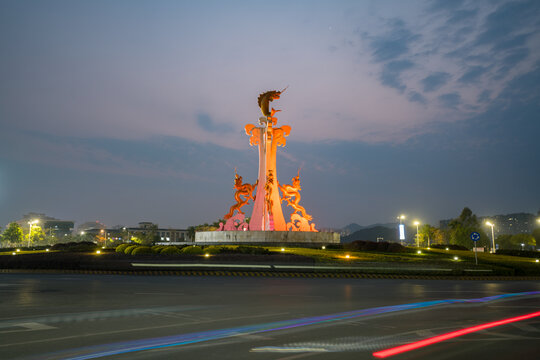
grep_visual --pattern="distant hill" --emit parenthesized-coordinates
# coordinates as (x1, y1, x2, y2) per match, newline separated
(342, 225, 416, 243)
(341, 222, 399, 236)
(342, 223, 364, 235)
(342, 226, 398, 243)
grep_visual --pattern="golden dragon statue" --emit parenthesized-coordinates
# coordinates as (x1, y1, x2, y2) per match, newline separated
(224, 171, 257, 219)
(265, 170, 274, 215)
(257, 86, 288, 125)
(278, 169, 313, 221)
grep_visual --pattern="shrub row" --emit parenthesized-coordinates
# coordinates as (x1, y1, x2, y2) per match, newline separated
(430, 244, 469, 251)
(113, 244, 271, 256)
(51, 241, 99, 252)
(495, 249, 540, 258)
(344, 240, 408, 253)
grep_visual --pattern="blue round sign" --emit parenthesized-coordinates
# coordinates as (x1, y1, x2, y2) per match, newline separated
(470, 232, 480, 242)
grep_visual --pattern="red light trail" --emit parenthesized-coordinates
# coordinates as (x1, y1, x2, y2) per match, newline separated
(373, 310, 540, 358)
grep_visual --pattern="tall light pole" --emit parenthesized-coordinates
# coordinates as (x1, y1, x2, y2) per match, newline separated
(413, 221, 420, 247)
(27, 219, 39, 247)
(485, 221, 496, 253)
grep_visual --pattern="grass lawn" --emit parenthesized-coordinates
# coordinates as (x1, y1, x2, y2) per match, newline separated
(1, 245, 539, 276)
(266, 246, 540, 276)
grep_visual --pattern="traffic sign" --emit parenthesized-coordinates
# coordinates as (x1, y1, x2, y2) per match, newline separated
(470, 232, 480, 242)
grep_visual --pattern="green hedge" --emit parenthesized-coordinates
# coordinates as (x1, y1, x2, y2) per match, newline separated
(496, 249, 539, 258)
(160, 246, 182, 255)
(344, 241, 409, 253)
(124, 245, 138, 255)
(115, 244, 131, 253)
(131, 246, 153, 255)
(181, 245, 203, 255)
(51, 241, 98, 252)
(151, 245, 165, 254)
(236, 246, 270, 255)
(203, 245, 225, 254)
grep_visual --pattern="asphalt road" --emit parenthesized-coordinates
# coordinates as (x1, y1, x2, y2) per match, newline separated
(0, 273, 539, 360)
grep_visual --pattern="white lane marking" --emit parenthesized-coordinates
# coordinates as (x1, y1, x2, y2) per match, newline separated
(416, 329, 436, 337)
(510, 323, 540, 332)
(134, 292, 185, 296)
(0, 311, 290, 348)
(0, 322, 57, 334)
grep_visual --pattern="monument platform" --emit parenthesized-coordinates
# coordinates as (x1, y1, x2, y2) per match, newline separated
(195, 231, 340, 246)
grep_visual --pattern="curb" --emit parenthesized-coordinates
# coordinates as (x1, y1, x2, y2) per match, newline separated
(1, 268, 539, 281)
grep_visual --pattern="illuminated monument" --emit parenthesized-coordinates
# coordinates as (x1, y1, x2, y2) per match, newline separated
(195, 89, 339, 244)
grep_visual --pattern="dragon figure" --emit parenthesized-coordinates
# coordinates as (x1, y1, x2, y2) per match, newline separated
(265, 170, 274, 215)
(257, 86, 288, 125)
(223, 171, 257, 220)
(287, 213, 317, 232)
(278, 169, 313, 221)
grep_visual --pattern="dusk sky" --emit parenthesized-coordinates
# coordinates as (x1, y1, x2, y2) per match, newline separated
(1, 0, 539, 230)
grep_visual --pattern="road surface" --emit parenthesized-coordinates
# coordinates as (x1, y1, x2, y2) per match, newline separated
(0, 273, 539, 359)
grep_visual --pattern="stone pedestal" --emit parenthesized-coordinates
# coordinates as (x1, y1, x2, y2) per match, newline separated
(195, 231, 340, 245)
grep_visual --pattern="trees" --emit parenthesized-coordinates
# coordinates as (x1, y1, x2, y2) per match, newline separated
(532, 227, 540, 245)
(418, 224, 444, 246)
(512, 233, 535, 250)
(187, 220, 223, 241)
(2, 223, 24, 246)
(448, 207, 489, 249)
(497, 233, 536, 250)
(132, 224, 159, 246)
(29, 225, 46, 245)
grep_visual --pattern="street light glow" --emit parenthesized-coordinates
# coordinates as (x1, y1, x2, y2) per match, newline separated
(485, 221, 496, 253)
(413, 220, 420, 247)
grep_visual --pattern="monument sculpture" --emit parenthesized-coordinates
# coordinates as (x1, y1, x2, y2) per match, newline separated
(197, 89, 339, 244)
(218, 88, 317, 232)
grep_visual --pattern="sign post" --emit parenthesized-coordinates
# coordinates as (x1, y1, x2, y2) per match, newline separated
(470, 232, 480, 265)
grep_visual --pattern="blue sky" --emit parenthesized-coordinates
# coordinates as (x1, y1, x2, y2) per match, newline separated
(1, 0, 539, 229)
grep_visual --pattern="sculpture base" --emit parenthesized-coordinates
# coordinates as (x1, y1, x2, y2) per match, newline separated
(195, 231, 340, 246)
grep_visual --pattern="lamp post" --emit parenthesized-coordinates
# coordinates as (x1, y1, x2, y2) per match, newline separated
(27, 219, 39, 247)
(485, 221, 496, 253)
(122, 227, 129, 243)
(413, 221, 420, 247)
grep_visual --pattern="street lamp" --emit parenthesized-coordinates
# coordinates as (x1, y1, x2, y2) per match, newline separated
(413, 221, 420, 247)
(27, 219, 39, 247)
(485, 221, 496, 253)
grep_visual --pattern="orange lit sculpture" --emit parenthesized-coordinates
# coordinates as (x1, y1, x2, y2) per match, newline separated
(221, 89, 317, 232)
(223, 170, 257, 220)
